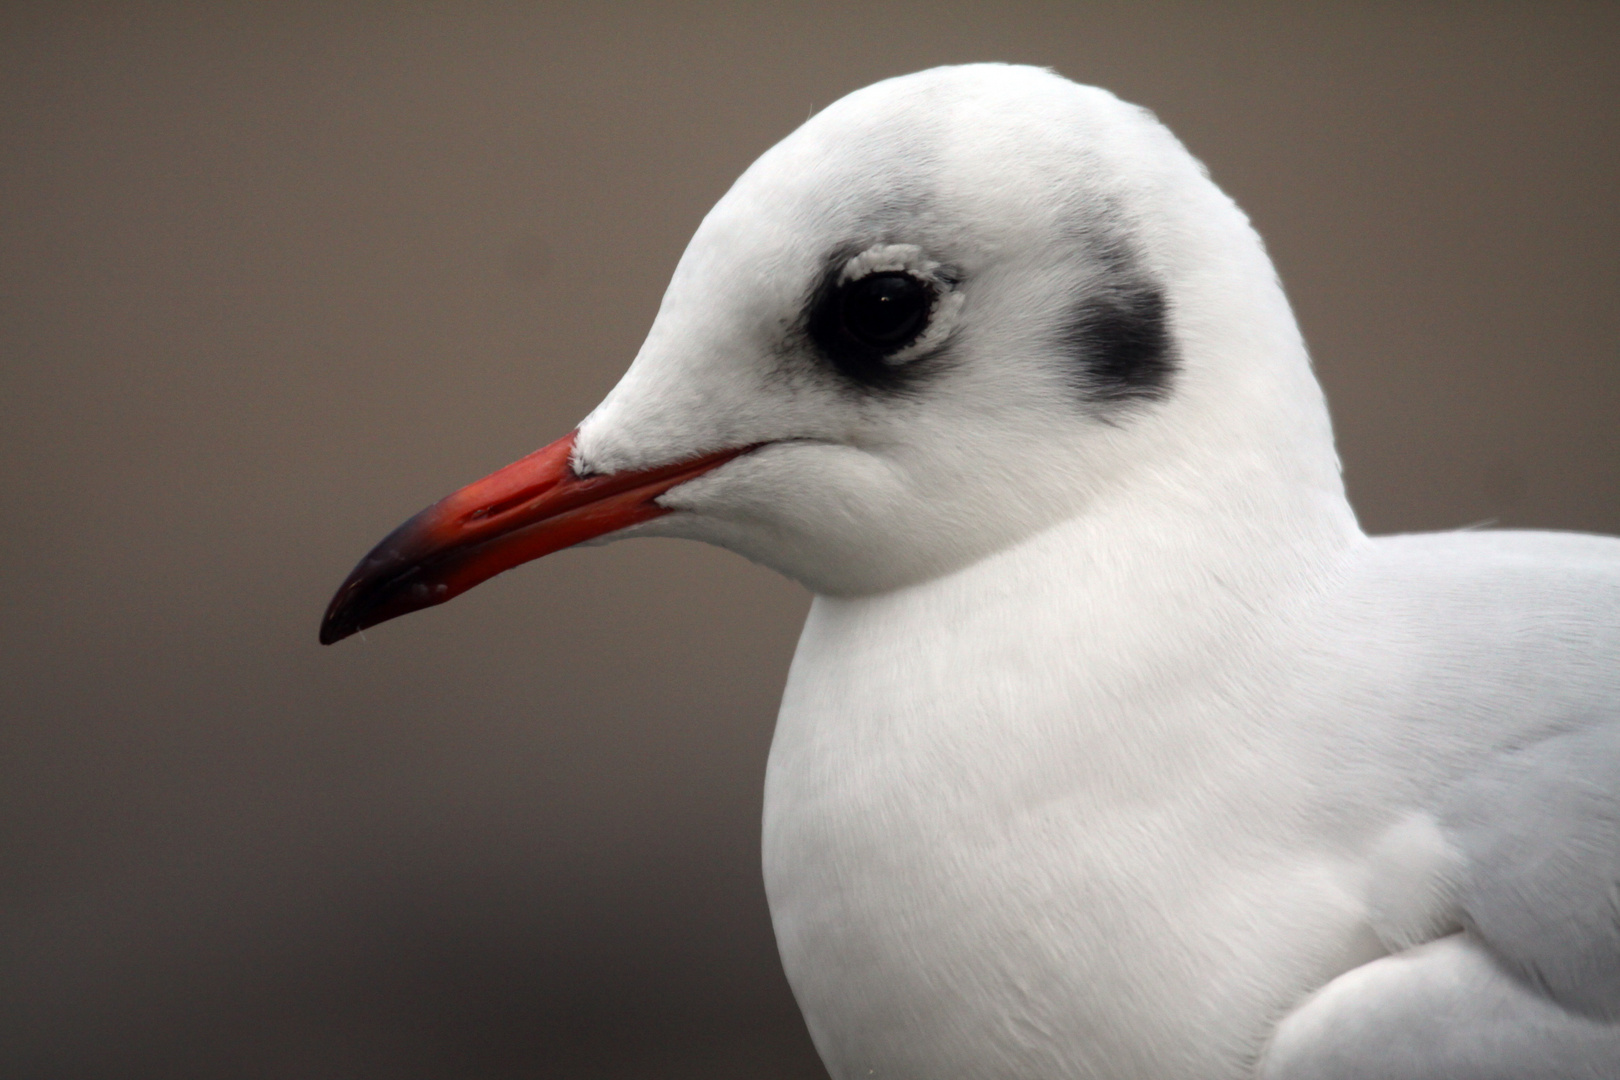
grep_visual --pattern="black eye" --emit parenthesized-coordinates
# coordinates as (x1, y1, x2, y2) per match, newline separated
(839, 272, 933, 351)
(805, 261, 948, 390)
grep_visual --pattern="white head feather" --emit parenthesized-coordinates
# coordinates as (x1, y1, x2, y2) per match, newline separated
(576, 63, 1353, 596)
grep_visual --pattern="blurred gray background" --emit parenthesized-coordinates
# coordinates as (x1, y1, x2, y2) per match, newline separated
(2, 4, 1616, 1077)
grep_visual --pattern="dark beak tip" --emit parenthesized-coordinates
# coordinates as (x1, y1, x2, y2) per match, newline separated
(319, 571, 385, 646)
(318, 560, 449, 646)
(317, 601, 360, 645)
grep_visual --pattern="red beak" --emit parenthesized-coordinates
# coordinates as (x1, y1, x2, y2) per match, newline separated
(319, 431, 747, 644)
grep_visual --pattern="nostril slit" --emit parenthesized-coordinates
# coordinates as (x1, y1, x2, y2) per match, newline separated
(464, 490, 543, 524)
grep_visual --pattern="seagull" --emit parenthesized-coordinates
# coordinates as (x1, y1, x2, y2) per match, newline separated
(320, 64, 1620, 1079)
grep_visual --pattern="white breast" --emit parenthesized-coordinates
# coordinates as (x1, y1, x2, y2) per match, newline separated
(761, 512, 1379, 1080)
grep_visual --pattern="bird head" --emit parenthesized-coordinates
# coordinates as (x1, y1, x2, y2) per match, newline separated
(321, 64, 1341, 644)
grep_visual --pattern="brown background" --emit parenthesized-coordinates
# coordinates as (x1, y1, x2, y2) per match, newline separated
(1, 4, 1616, 1078)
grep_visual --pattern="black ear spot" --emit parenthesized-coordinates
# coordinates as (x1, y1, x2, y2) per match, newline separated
(1061, 282, 1176, 404)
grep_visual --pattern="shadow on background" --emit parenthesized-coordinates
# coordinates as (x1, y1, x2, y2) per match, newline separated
(1, 4, 1616, 1077)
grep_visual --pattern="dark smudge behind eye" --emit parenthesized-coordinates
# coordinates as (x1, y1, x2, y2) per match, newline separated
(1059, 278, 1177, 404)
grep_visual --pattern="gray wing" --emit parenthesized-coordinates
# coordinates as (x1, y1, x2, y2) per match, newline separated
(1447, 719, 1620, 1021)
(1261, 720, 1620, 1079)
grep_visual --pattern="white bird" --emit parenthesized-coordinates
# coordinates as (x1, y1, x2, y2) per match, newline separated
(321, 64, 1620, 1079)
